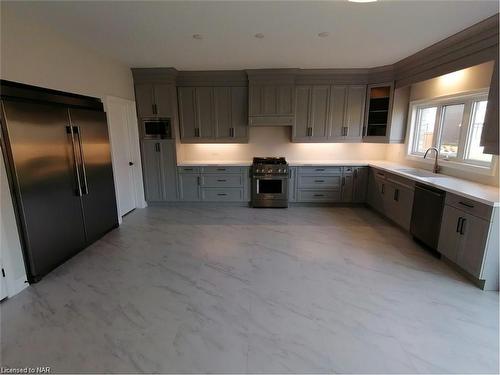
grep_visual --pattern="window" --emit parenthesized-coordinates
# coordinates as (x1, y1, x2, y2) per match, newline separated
(408, 92, 493, 168)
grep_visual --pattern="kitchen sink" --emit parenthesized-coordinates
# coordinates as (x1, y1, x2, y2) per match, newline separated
(396, 168, 445, 178)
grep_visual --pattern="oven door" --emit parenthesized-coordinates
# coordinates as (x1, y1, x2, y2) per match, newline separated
(252, 176, 288, 201)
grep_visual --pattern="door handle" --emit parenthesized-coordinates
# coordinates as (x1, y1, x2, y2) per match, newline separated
(459, 218, 466, 235)
(456, 217, 462, 233)
(74, 126, 89, 195)
(67, 126, 83, 197)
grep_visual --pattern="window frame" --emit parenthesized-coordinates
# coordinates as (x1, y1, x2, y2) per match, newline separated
(406, 90, 495, 172)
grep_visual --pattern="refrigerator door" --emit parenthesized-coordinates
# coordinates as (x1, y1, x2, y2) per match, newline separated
(69, 108, 118, 243)
(1, 101, 87, 281)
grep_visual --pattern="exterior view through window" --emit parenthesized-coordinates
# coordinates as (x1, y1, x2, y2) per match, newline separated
(408, 92, 493, 167)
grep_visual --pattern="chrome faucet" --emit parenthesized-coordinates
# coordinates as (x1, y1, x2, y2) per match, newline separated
(424, 147, 440, 174)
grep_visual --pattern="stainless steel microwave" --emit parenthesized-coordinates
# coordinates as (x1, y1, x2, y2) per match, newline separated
(142, 118, 172, 139)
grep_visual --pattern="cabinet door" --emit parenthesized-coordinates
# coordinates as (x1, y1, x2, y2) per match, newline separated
(159, 140, 178, 201)
(178, 87, 198, 139)
(263, 86, 278, 114)
(288, 167, 297, 202)
(391, 184, 414, 231)
(293, 86, 311, 139)
(141, 141, 163, 202)
(310, 86, 330, 139)
(154, 84, 174, 118)
(353, 167, 368, 203)
(278, 85, 294, 115)
(457, 214, 489, 277)
(135, 83, 155, 117)
(214, 87, 232, 138)
(196, 87, 215, 138)
(367, 170, 386, 214)
(178, 174, 200, 201)
(249, 85, 262, 116)
(329, 86, 347, 139)
(438, 205, 463, 262)
(341, 174, 354, 203)
(344, 85, 366, 140)
(231, 87, 248, 139)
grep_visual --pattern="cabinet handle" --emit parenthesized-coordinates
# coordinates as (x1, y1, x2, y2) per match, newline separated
(459, 218, 467, 235)
(456, 217, 462, 233)
(217, 179, 227, 182)
(307, 127, 313, 137)
(315, 168, 325, 171)
(394, 189, 399, 202)
(458, 201, 474, 208)
(216, 168, 226, 171)
(184, 168, 193, 171)
(197, 176, 201, 185)
(229, 127, 234, 137)
(381, 183, 385, 194)
(342, 176, 345, 186)
(155, 143, 160, 152)
(152, 103, 158, 115)
(195, 128, 200, 137)
(217, 193, 227, 196)
(315, 180, 325, 183)
(354, 169, 358, 178)
(314, 194, 324, 197)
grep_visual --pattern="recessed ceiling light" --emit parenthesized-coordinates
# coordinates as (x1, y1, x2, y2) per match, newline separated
(192, 34, 203, 40)
(318, 32, 330, 38)
(254, 33, 265, 39)
(349, 0, 377, 2)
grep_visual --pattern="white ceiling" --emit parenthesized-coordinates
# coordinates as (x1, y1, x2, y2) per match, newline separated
(6, 1, 499, 70)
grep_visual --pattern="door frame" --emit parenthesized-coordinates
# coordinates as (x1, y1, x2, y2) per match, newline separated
(104, 96, 147, 223)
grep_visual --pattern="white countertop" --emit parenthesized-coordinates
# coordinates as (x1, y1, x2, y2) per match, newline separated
(177, 159, 499, 206)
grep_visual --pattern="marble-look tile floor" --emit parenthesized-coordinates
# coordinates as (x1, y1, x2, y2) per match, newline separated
(1, 206, 499, 373)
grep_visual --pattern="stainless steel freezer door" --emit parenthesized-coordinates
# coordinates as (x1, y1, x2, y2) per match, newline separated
(68, 108, 118, 243)
(1, 101, 87, 280)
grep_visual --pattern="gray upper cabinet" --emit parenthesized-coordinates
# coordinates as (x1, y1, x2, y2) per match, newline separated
(292, 85, 330, 142)
(135, 83, 174, 118)
(141, 140, 178, 202)
(178, 86, 248, 143)
(311, 86, 330, 138)
(250, 84, 295, 116)
(330, 86, 347, 139)
(344, 86, 367, 141)
(293, 86, 311, 139)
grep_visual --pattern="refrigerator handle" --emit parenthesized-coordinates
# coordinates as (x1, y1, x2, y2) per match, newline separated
(74, 126, 89, 195)
(66, 126, 83, 197)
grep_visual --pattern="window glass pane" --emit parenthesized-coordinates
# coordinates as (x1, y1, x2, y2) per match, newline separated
(414, 107, 437, 153)
(466, 100, 492, 163)
(439, 104, 464, 158)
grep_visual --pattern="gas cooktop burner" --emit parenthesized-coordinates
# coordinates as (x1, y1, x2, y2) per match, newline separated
(253, 157, 287, 165)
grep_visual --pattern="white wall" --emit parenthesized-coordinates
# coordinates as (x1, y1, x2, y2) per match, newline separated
(386, 62, 499, 186)
(0, 3, 136, 296)
(178, 127, 388, 163)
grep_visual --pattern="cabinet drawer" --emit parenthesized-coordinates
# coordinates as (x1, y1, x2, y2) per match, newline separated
(445, 193, 493, 221)
(298, 175, 341, 190)
(298, 166, 342, 175)
(201, 174, 243, 188)
(178, 166, 201, 174)
(201, 188, 244, 202)
(201, 166, 244, 174)
(298, 190, 341, 202)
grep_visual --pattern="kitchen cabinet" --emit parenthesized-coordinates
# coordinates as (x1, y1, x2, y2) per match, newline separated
(141, 140, 178, 202)
(293, 85, 365, 143)
(249, 84, 294, 116)
(342, 166, 368, 203)
(288, 167, 297, 202)
(178, 173, 200, 201)
(438, 195, 498, 289)
(367, 168, 386, 214)
(330, 85, 366, 141)
(135, 83, 174, 118)
(296, 166, 342, 203)
(363, 84, 410, 144)
(178, 86, 248, 143)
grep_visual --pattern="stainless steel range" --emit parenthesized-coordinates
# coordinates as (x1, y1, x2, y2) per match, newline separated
(251, 157, 289, 208)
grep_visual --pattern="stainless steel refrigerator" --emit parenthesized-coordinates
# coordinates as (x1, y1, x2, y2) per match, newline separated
(0, 80, 118, 282)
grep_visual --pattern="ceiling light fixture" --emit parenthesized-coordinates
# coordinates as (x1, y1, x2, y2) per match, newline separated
(254, 33, 264, 39)
(192, 34, 203, 40)
(318, 32, 330, 38)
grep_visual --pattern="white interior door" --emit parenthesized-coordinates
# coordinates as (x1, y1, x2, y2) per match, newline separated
(105, 96, 145, 218)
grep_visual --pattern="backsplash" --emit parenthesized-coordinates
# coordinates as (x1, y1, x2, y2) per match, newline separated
(177, 127, 388, 163)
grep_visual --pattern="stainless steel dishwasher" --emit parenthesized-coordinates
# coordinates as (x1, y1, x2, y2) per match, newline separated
(410, 183, 446, 251)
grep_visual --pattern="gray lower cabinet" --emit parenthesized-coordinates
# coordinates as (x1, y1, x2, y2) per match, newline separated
(288, 167, 297, 202)
(177, 166, 249, 202)
(341, 166, 368, 203)
(296, 166, 342, 202)
(141, 140, 178, 202)
(438, 195, 499, 290)
(367, 168, 386, 213)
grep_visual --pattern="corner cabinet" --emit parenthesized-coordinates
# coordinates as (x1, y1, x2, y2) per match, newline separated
(141, 140, 178, 202)
(178, 86, 248, 143)
(292, 85, 366, 143)
(363, 83, 410, 144)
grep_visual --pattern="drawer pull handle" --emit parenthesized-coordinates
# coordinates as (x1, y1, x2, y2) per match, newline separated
(458, 201, 474, 208)
(315, 180, 325, 183)
(315, 168, 325, 171)
(217, 179, 227, 182)
(217, 168, 226, 171)
(184, 168, 193, 171)
(456, 217, 462, 233)
(314, 194, 324, 197)
(217, 193, 227, 196)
